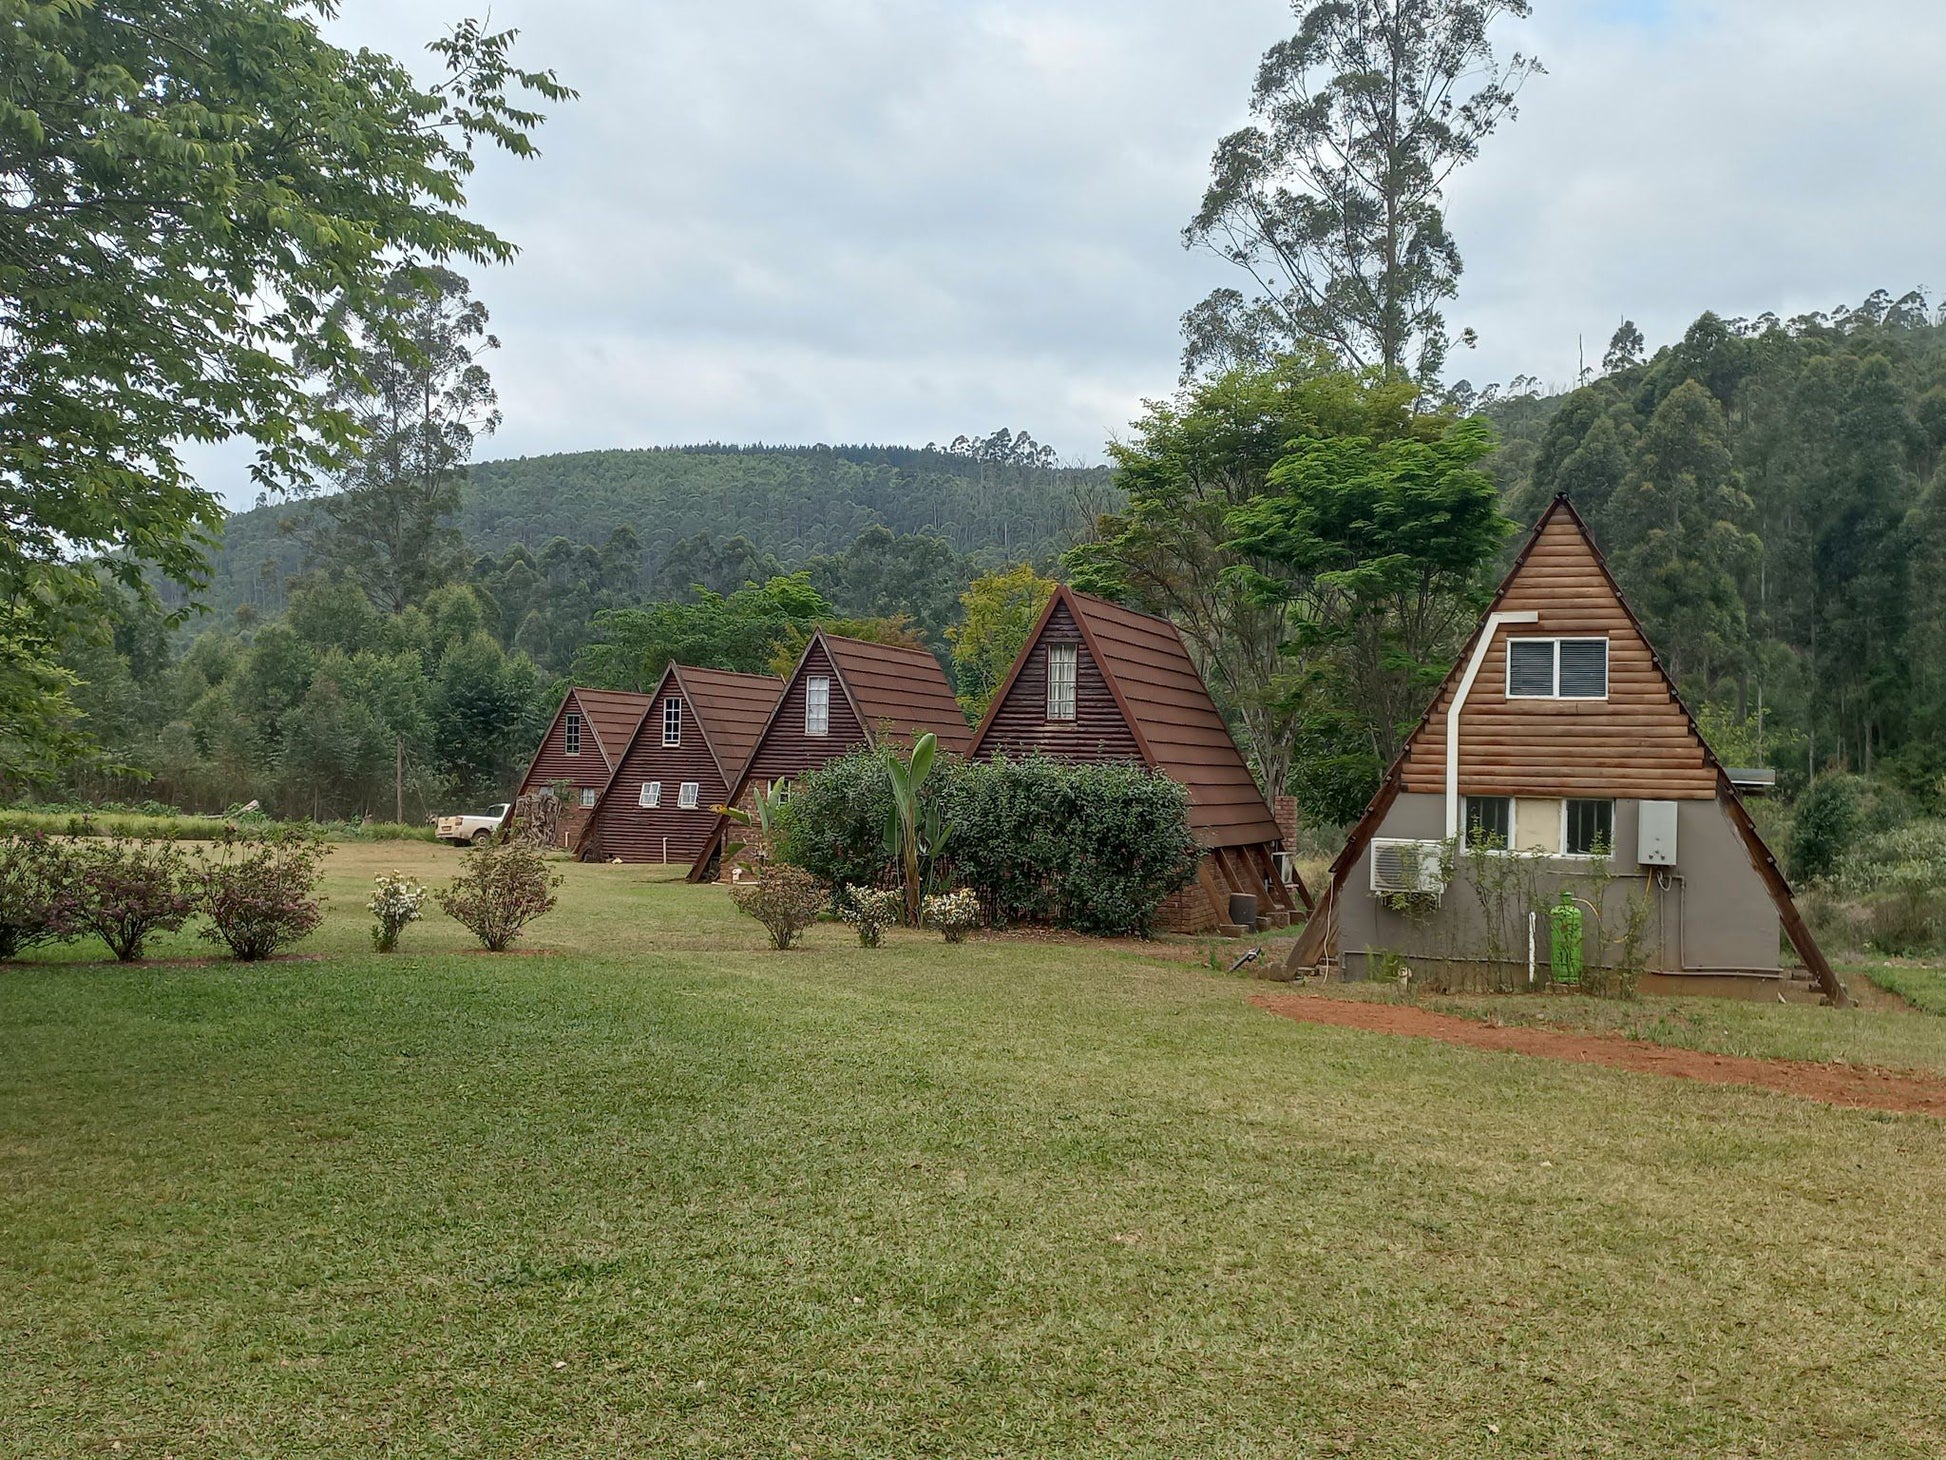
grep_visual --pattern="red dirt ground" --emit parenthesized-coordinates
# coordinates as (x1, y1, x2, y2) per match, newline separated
(1252, 992, 1946, 1118)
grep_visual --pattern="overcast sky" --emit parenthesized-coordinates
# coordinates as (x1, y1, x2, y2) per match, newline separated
(195, 0, 1946, 503)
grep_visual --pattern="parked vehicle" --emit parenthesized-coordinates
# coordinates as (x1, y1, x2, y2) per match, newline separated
(435, 804, 510, 846)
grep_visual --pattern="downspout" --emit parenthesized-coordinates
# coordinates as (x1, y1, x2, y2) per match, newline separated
(1445, 611, 1540, 840)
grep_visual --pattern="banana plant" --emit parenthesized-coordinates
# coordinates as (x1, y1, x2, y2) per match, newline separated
(883, 733, 950, 926)
(715, 779, 789, 870)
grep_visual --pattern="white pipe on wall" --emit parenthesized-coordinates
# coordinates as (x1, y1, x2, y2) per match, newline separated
(1445, 610, 1540, 840)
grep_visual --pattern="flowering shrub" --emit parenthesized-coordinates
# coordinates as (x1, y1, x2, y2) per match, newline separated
(0, 834, 80, 960)
(369, 871, 429, 952)
(729, 865, 828, 950)
(437, 843, 562, 951)
(838, 886, 903, 948)
(922, 888, 981, 944)
(191, 829, 329, 961)
(71, 839, 196, 962)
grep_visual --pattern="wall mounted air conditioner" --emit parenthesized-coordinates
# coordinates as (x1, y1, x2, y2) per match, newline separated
(1273, 851, 1300, 886)
(1370, 838, 1448, 895)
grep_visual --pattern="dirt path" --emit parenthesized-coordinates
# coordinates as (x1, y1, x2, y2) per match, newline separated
(1252, 993, 1946, 1118)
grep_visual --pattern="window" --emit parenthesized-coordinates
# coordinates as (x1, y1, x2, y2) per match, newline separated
(677, 782, 700, 809)
(563, 710, 583, 755)
(1565, 799, 1615, 857)
(805, 676, 831, 736)
(663, 698, 684, 746)
(1506, 638, 1608, 699)
(1045, 644, 1078, 720)
(639, 781, 661, 809)
(1464, 796, 1513, 850)
(579, 787, 598, 808)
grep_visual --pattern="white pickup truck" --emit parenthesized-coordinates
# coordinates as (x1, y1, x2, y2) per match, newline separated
(435, 804, 510, 846)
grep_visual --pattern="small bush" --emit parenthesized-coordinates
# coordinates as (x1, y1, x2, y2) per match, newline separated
(437, 843, 562, 951)
(71, 840, 196, 962)
(922, 888, 981, 944)
(369, 871, 430, 952)
(1825, 819, 1946, 955)
(730, 865, 828, 950)
(190, 829, 329, 961)
(838, 886, 903, 948)
(0, 834, 81, 960)
(773, 751, 897, 890)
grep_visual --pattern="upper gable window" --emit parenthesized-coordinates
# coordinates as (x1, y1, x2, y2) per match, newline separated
(663, 698, 684, 747)
(563, 710, 583, 755)
(1046, 644, 1078, 721)
(805, 676, 831, 736)
(1506, 638, 1608, 700)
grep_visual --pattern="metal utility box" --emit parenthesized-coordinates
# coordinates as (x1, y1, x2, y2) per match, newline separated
(1637, 800, 1679, 866)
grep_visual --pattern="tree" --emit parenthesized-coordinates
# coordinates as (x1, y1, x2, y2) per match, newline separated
(308, 267, 501, 612)
(1603, 320, 1646, 375)
(1183, 0, 1540, 383)
(948, 565, 1057, 720)
(807, 528, 967, 652)
(571, 575, 832, 690)
(0, 2, 568, 772)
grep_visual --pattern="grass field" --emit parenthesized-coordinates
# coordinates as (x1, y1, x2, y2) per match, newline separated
(5, 844, 1946, 1457)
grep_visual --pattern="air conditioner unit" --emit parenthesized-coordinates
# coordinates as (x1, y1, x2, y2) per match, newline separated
(1370, 838, 1447, 896)
(1273, 851, 1300, 886)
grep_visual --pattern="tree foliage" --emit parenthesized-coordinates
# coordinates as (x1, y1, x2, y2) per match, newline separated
(948, 564, 1057, 720)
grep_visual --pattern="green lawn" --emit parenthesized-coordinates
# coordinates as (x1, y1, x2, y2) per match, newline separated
(4, 845, 1946, 1456)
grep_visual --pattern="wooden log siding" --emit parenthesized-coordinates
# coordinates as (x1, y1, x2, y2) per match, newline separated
(976, 603, 1142, 763)
(744, 641, 870, 783)
(513, 688, 653, 845)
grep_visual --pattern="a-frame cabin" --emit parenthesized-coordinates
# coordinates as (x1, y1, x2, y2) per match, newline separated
(969, 585, 1308, 934)
(1286, 496, 1844, 1003)
(512, 687, 654, 848)
(687, 632, 973, 880)
(575, 664, 783, 865)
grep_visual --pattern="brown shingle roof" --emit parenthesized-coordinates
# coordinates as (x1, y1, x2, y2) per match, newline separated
(1061, 589, 1283, 849)
(821, 634, 972, 753)
(569, 688, 654, 768)
(672, 665, 785, 781)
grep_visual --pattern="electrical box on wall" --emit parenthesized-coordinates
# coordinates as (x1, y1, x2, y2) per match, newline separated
(1638, 800, 1679, 866)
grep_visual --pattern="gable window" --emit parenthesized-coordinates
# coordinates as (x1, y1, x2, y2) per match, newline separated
(579, 788, 598, 809)
(1464, 796, 1513, 850)
(677, 782, 700, 809)
(1046, 644, 1078, 721)
(1565, 799, 1615, 857)
(1506, 638, 1608, 700)
(663, 698, 684, 746)
(640, 781, 661, 809)
(563, 710, 583, 755)
(805, 676, 831, 736)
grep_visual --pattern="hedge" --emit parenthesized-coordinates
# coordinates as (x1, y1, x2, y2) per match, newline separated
(0, 809, 436, 843)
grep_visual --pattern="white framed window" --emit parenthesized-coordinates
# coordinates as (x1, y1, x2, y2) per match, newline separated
(579, 787, 598, 808)
(677, 782, 700, 809)
(663, 698, 684, 746)
(1506, 637, 1608, 700)
(1564, 799, 1615, 857)
(563, 710, 583, 755)
(805, 676, 831, 736)
(639, 781, 662, 808)
(1464, 795, 1513, 850)
(1046, 644, 1077, 721)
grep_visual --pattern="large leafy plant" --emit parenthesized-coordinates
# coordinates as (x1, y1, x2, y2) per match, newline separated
(883, 733, 952, 926)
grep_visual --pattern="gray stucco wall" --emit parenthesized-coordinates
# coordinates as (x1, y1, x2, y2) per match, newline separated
(1334, 792, 1781, 978)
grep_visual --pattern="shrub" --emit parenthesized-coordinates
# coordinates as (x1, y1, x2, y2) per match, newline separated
(0, 834, 81, 960)
(922, 888, 981, 944)
(191, 828, 330, 961)
(730, 865, 828, 950)
(773, 750, 897, 890)
(838, 886, 903, 948)
(71, 840, 197, 962)
(369, 871, 430, 952)
(437, 843, 562, 951)
(1047, 762, 1202, 937)
(1828, 820, 1946, 955)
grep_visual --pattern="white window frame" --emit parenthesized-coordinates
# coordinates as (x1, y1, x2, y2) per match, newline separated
(563, 710, 583, 755)
(1463, 794, 1514, 850)
(579, 787, 598, 809)
(1505, 637, 1609, 701)
(1561, 798, 1616, 859)
(804, 676, 831, 736)
(640, 781, 662, 809)
(677, 782, 700, 809)
(1046, 643, 1078, 721)
(663, 698, 683, 746)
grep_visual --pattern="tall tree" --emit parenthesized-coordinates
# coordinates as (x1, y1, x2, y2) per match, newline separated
(308, 267, 501, 613)
(0, 2, 568, 774)
(1183, 0, 1540, 383)
(947, 565, 1057, 720)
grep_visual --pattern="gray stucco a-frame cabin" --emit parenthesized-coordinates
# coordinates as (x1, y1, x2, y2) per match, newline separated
(1286, 497, 1843, 1004)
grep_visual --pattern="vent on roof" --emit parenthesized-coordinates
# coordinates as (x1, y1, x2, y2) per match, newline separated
(1370, 838, 1447, 896)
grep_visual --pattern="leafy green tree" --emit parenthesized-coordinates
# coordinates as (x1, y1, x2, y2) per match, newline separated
(430, 634, 550, 803)
(807, 528, 967, 652)
(0, 2, 566, 771)
(650, 533, 786, 599)
(1183, 0, 1541, 382)
(948, 565, 1058, 720)
(572, 575, 832, 690)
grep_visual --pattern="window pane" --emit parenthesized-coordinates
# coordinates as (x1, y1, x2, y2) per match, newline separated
(678, 782, 699, 809)
(1558, 639, 1609, 698)
(1465, 796, 1512, 849)
(1566, 799, 1614, 855)
(644, 781, 661, 808)
(664, 699, 683, 745)
(805, 677, 830, 735)
(1506, 640, 1555, 697)
(564, 712, 582, 754)
(579, 788, 597, 808)
(638, 782, 655, 808)
(1046, 644, 1077, 720)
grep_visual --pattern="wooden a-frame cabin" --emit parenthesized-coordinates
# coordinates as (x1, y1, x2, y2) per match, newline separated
(511, 687, 654, 848)
(575, 664, 782, 865)
(969, 585, 1309, 935)
(687, 631, 973, 881)
(1285, 496, 1843, 1003)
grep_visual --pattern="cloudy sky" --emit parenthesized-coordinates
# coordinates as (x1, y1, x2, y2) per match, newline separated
(198, 0, 1946, 502)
